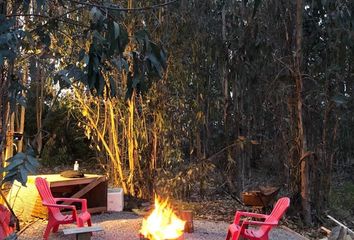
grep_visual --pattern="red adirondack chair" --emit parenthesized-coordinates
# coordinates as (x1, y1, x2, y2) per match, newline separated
(225, 197, 290, 240)
(35, 177, 92, 240)
(0, 204, 15, 239)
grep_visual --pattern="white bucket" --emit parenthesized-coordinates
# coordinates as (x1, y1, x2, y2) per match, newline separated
(107, 188, 124, 212)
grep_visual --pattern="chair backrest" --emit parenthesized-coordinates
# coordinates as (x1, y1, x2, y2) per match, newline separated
(35, 177, 60, 216)
(258, 197, 290, 235)
(0, 205, 15, 239)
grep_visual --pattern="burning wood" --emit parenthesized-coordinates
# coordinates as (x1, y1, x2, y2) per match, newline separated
(140, 197, 185, 240)
(140, 235, 184, 240)
(179, 210, 194, 233)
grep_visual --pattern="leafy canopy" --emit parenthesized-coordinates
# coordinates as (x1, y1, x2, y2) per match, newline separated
(0, 0, 168, 186)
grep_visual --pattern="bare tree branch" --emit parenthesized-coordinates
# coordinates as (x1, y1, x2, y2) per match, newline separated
(68, 0, 179, 12)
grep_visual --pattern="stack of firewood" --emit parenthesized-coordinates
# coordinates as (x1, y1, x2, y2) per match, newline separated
(320, 215, 354, 240)
(321, 226, 354, 240)
(328, 226, 353, 240)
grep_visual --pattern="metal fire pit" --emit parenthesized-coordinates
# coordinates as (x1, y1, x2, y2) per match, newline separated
(242, 186, 280, 211)
(139, 209, 193, 240)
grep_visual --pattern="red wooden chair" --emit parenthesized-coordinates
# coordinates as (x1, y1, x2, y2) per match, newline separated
(225, 197, 290, 240)
(35, 177, 92, 240)
(0, 204, 15, 239)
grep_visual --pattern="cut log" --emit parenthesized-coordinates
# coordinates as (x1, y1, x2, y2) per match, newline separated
(321, 226, 332, 236)
(328, 226, 353, 240)
(179, 210, 194, 233)
(327, 215, 354, 235)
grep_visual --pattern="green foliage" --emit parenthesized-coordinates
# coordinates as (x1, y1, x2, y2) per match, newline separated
(7, 77, 27, 112)
(41, 145, 68, 166)
(22, 0, 46, 12)
(252, 0, 262, 18)
(24, 83, 94, 166)
(1, 0, 353, 213)
(330, 181, 354, 217)
(49, 6, 167, 99)
(155, 160, 216, 199)
(84, 7, 167, 98)
(54, 65, 86, 89)
(0, 15, 24, 66)
(0, 145, 38, 186)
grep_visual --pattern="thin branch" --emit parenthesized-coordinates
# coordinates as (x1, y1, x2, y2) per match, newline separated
(56, 29, 86, 49)
(7, 13, 88, 28)
(68, 0, 179, 12)
(272, 54, 294, 74)
(6, 6, 83, 18)
(54, 17, 90, 28)
(207, 142, 238, 162)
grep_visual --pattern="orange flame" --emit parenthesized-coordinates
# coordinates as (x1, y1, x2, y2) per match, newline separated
(140, 196, 185, 240)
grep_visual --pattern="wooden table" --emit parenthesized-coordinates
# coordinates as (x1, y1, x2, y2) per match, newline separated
(7, 174, 107, 221)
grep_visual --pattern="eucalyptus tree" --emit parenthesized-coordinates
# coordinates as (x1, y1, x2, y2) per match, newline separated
(0, 0, 170, 197)
(0, 0, 353, 227)
(158, 0, 353, 225)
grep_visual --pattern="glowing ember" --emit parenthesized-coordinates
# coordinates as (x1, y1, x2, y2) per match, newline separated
(140, 196, 185, 240)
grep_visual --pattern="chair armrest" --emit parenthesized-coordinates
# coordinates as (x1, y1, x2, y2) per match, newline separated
(54, 197, 86, 203)
(54, 198, 87, 212)
(43, 203, 79, 220)
(234, 211, 269, 224)
(238, 220, 278, 236)
(242, 220, 278, 226)
(43, 203, 76, 210)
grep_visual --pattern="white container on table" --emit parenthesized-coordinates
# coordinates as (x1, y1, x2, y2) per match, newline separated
(74, 161, 79, 171)
(107, 188, 124, 212)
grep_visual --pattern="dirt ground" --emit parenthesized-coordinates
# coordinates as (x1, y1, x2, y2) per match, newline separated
(18, 212, 308, 240)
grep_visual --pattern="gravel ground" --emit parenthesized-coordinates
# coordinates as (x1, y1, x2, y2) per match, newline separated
(18, 212, 308, 240)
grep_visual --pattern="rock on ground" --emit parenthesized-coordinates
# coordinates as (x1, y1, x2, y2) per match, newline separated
(18, 212, 308, 240)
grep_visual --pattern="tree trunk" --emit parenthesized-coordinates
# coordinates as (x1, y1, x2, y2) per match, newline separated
(2, 60, 14, 177)
(222, 2, 239, 196)
(4, 111, 14, 161)
(221, 4, 228, 131)
(17, 63, 28, 152)
(35, 65, 44, 155)
(294, 0, 312, 225)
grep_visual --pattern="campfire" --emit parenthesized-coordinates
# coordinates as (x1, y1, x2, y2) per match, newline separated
(140, 196, 185, 240)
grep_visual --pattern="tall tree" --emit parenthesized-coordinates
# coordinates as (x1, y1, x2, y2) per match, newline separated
(293, 0, 312, 225)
